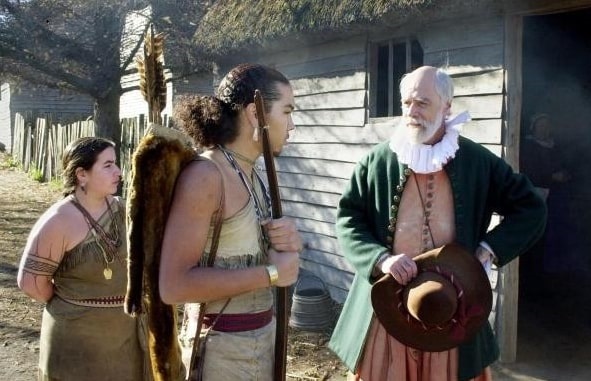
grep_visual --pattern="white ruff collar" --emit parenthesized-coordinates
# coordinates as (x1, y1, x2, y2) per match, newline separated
(389, 112, 471, 174)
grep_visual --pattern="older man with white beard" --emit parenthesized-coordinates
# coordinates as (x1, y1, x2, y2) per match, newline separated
(329, 66, 547, 381)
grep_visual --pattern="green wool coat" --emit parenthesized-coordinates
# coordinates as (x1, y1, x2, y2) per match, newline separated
(329, 137, 547, 380)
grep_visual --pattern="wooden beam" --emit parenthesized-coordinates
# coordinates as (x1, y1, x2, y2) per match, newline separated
(495, 14, 524, 364)
(503, 0, 591, 15)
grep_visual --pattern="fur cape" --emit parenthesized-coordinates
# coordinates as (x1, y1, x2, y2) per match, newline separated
(125, 124, 196, 381)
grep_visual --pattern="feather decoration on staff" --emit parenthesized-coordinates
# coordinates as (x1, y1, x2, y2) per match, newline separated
(125, 24, 186, 381)
(136, 24, 167, 125)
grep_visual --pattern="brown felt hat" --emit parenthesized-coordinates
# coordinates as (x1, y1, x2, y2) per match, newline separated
(371, 243, 492, 352)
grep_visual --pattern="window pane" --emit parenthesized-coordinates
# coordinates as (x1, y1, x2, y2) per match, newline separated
(392, 43, 406, 116)
(376, 45, 389, 117)
(411, 40, 424, 70)
(371, 39, 424, 118)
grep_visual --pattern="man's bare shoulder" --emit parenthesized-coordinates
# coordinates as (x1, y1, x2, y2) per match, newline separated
(177, 158, 223, 189)
(172, 158, 224, 214)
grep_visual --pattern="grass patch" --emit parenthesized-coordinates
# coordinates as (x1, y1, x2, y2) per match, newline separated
(48, 178, 63, 192)
(28, 166, 44, 182)
(0, 153, 21, 170)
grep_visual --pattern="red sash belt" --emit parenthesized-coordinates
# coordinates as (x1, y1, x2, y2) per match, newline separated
(203, 308, 274, 332)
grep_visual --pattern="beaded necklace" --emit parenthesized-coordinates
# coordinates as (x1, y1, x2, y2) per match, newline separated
(220, 146, 257, 166)
(70, 196, 121, 280)
(218, 146, 271, 223)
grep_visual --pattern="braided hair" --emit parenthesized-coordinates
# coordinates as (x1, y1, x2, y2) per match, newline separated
(174, 63, 290, 148)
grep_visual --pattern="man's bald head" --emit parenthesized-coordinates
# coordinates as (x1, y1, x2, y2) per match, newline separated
(400, 66, 454, 106)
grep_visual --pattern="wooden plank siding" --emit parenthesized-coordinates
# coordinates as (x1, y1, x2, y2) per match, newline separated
(291, 71, 366, 96)
(172, 73, 216, 98)
(283, 199, 337, 225)
(7, 86, 94, 117)
(281, 143, 373, 164)
(248, 37, 368, 299)
(420, 17, 505, 76)
(0, 83, 94, 153)
(276, 158, 356, 180)
(425, 44, 504, 76)
(290, 123, 391, 145)
(420, 16, 506, 170)
(293, 108, 366, 127)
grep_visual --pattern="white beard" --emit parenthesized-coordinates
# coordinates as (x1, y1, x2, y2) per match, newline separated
(405, 110, 445, 145)
(389, 111, 471, 174)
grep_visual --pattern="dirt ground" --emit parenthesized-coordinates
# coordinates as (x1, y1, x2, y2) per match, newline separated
(0, 152, 348, 381)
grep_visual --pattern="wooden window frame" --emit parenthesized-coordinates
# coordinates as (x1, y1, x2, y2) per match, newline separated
(368, 37, 423, 118)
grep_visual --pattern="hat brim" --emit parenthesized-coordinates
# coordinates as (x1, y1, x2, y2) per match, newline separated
(371, 243, 492, 352)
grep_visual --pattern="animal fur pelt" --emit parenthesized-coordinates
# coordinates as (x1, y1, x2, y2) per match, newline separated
(125, 124, 196, 381)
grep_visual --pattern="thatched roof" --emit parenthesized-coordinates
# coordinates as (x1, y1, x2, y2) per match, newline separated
(195, 0, 497, 56)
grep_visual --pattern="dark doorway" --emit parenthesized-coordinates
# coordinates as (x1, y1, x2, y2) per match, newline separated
(517, 8, 591, 379)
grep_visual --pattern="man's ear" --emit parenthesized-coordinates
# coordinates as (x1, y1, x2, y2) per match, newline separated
(444, 101, 452, 117)
(245, 103, 259, 128)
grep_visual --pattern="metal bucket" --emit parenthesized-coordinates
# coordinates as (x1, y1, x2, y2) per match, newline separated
(289, 275, 334, 332)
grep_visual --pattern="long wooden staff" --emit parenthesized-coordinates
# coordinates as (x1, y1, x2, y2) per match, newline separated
(254, 89, 288, 381)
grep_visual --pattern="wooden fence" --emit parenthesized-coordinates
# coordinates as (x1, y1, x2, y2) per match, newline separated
(12, 113, 96, 179)
(12, 112, 152, 193)
(120, 115, 150, 192)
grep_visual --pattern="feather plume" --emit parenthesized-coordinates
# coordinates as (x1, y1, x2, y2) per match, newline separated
(137, 24, 167, 125)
